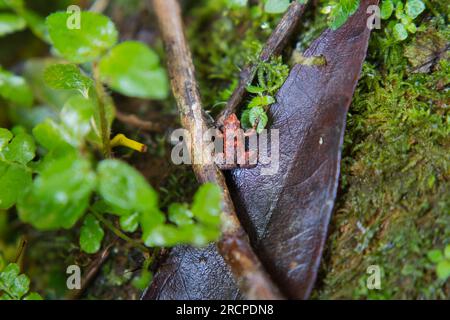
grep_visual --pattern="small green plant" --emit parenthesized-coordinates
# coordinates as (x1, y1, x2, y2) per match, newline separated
(322, 0, 360, 30)
(0, 0, 47, 40)
(427, 245, 450, 281)
(264, 0, 308, 14)
(0, 8, 223, 286)
(240, 57, 289, 133)
(380, 0, 426, 41)
(0, 263, 42, 300)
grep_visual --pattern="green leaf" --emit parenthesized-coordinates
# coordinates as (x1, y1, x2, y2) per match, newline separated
(80, 214, 104, 254)
(0, 128, 13, 150)
(405, 22, 417, 33)
(0, 68, 33, 107)
(0, 263, 19, 291)
(395, 1, 404, 19)
(99, 41, 169, 99)
(1, 132, 35, 165)
(142, 224, 180, 247)
(393, 23, 408, 41)
(46, 11, 118, 63)
(168, 203, 193, 226)
(11, 273, 29, 299)
(248, 95, 275, 108)
(341, 0, 360, 15)
(23, 58, 74, 109)
(17, 155, 96, 230)
(240, 109, 252, 130)
(380, 0, 394, 19)
(249, 106, 269, 133)
(97, 159, 159, 214)
(405, 0, 425, 19)
(119, 212, 139, 233)
(44, 64, 93, 96)
(191, 183, 222, 227)
(140, 208, 165, 247)
(60, 95, 95, 142)
(246, 85, 265, 94)
(24, 292, 43, 300)
(445, 245, 450, 260)
(0, 13, 26, 36)
(32, 118, 72, 151)
(329, 5, 349, 30)
(131, 269, 152, 290)
(427, 249, 444, 263)
(436, 260, 450, 281)
(264, 0, 290, 14)
(0, 161, 32, 209)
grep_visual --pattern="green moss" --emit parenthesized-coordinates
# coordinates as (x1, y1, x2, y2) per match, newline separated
(315, 17, 449, 298)
(187, 0, 281, 114)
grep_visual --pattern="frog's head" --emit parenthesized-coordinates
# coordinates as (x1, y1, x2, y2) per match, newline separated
(223, 113, 240, 130)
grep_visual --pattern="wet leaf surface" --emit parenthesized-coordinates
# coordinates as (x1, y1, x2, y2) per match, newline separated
(144, 0, 377, 300)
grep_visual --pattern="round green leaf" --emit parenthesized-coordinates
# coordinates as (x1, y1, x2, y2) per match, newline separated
(44, 64, 93, 96)
(380, 0, 394, 19)
(46, 11, 118, 63)
(131, 269, 152, 290)
(0, 128, 13, 150)
(264, 0, 290, 14)
(168, 203, 193, 226)
(191, 183, 222, 227)
(0, 13, 26, 36)
(80, 214, 104, 254)
(393, 23, 408, 41)
(0, 68, 33, 107)
(436, 260, 450, 281)
(0, 161, 32, 209)
(97, 159, 158, 214)
(405, 0, 425, 19)
(427, 249, 444, 263)
(1, 132, 35, 165)
(99, 41, 169, 99)
(17, 155, 96, 230)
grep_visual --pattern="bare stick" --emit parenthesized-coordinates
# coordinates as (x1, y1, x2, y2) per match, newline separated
(116, 110, 165, 133)
(66, 242, 114, 300)
(151, 0, 283, 299)
(216, 1, 307, 126)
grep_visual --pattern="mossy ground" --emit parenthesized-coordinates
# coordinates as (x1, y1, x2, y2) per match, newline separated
(315, 4, 449, 297)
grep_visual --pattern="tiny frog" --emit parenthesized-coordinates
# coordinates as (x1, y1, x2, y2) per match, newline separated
(216, 113, 257, 170)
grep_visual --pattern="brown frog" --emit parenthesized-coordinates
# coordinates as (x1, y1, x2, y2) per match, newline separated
(216, 113, 257, 170)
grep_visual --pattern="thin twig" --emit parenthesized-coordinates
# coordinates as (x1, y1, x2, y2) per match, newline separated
(66, 242, 114, 300)
(115, 110, 165, 133)
(89, 0, 110, 13)
(151, 0, 284, 300)
(216, 1, 307, 126)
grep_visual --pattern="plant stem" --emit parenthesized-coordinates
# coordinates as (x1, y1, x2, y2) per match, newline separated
(92, 62, 111, 158)
(91, 210, 149, 253)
